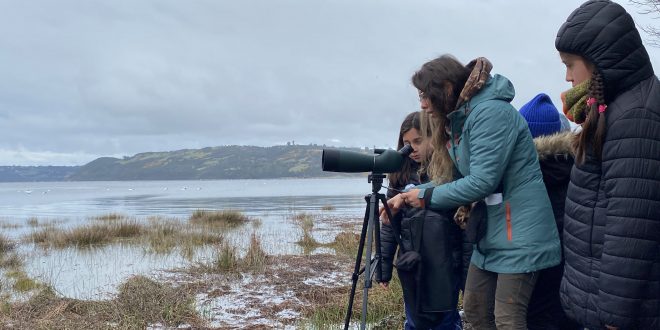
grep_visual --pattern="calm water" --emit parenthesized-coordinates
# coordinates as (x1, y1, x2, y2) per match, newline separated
(0, 178, 377, 222)
(0, 178, 383, 299)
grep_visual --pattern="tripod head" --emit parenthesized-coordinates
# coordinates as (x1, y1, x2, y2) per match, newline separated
(368, 173, 387, 195)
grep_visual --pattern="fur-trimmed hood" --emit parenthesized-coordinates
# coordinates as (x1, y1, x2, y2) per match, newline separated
(534, 131, 575, 160)
(534, 131, 575, 193)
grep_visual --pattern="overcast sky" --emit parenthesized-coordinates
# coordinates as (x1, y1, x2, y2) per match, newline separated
(0, 0, 658, 165)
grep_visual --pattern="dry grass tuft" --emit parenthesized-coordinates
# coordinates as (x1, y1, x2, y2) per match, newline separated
(324, 231, 361, 257)
(146, 221, 223, 255)
(115, 275, 201, 328)
(0, 276, 203, 329)
(25, 217, 224, 260)
(0, 235, 15, 254)
(211, 242, 239, 272)
(27, 221, 143, 248)
(242, 233, 268, 270)
(5, 270, 41, 292)
(291, 213, 322, 253)
(0, 253, 22, 269)
(291, 213, 314, 231)
(189, 209, 248, 228)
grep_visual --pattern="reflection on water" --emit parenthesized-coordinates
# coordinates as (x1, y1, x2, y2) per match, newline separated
(0, 178, 379, 299)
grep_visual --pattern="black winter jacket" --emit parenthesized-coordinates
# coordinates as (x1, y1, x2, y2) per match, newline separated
(380, 174, 470, 291)
(536, 132, 575, 237)
(527, 132, 578, 330)
(556, 1, 660, 329)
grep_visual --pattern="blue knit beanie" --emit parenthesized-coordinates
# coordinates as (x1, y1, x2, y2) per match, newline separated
(519, 93, 562, 138)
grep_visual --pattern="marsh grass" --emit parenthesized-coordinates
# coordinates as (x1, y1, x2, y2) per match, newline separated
(251, 217, 263, 228)
(299, 272, 405, 329)
(211, 242, 239, 272)
(189, 209, 248, 228)
(27, 221, 142, 248)
(193, 233, 268, 274)
(0, 223, 20, 230)
(0, 253, 22, 269)
(242, 233, 268, 270)
(291, 213, 314, 231)
(291, 213, 323, 253)
(25, 214, 229, 261)
(0, 235, 15, 254)
(26, 217, 39, 227)
(25, 217, 62, 229)
(295, 227, 407, 328)
(90, 213, 126, 221)
(145, 221, 223, 255)
(321, 205, 336, 211)
(324, 231, 360, 257)
(115, 275, 201, 328)
(5, 270, 40, 293)
(0, 276, 203, 329)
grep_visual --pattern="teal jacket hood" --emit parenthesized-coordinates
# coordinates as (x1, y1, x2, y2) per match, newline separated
(466, 74, 515, 107)
(448, 74, 515, 130)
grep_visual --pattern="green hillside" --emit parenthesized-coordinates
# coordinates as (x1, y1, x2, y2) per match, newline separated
(68, 145, 369, 181)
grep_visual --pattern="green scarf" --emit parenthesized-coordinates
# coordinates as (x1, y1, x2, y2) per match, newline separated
(560, 79, 590, 124)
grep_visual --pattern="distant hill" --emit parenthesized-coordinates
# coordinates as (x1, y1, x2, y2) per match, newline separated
(65, 144, 370, 181)
(0, 166, 81, 182)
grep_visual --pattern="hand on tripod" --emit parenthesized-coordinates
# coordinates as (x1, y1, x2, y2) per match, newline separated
(379, 188, 421, 224)
(379, 194, 404, 225)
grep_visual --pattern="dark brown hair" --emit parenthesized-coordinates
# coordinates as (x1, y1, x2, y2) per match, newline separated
(388, 112, 421, 191)
(411, 55, 470, 183)
(411, 54, 470, 117)
(575, 70, 607, 164)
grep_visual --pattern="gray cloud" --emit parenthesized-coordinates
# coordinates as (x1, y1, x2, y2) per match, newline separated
(0, 0, 658, 165)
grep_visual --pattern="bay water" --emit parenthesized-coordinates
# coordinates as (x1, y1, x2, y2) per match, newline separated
(0, 177, 383, 299)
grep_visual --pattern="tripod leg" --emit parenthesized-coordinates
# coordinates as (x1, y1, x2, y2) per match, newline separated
(343, 196, 371, 330)
(360, 194, 380, 330)
(373, 197, 383, 290)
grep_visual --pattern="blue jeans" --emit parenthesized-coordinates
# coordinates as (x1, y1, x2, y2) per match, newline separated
(404, 307, 462, 330)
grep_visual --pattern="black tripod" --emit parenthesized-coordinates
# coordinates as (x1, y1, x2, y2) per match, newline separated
(344, 173, 395, 330)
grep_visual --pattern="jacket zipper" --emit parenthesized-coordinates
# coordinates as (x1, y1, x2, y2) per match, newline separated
(505, 202, 512, 241)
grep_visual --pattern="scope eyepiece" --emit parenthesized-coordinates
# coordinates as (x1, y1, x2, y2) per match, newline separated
(398, 144, 413, 157)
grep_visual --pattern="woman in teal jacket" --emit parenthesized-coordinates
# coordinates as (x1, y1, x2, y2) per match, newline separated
(383, 55, 560, 329)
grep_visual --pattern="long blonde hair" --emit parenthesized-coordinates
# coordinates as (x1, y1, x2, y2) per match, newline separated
(420, 111, 454, 184)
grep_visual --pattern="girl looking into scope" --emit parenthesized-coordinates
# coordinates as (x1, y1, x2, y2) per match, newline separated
(378, 111, 467, 330)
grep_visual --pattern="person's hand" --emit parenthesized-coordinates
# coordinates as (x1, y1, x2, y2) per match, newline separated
(379, 194, 405, 225)
(400, 189, 423, 208)
(379, 282, 389, 289)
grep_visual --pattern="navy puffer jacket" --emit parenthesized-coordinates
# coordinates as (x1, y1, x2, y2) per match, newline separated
(555, 1, 660, 329)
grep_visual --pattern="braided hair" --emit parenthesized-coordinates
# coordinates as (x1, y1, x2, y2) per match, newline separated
(575, 71, 607, 164)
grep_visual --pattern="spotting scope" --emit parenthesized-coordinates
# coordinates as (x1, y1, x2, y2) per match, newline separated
(321, 144, 413, 173)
